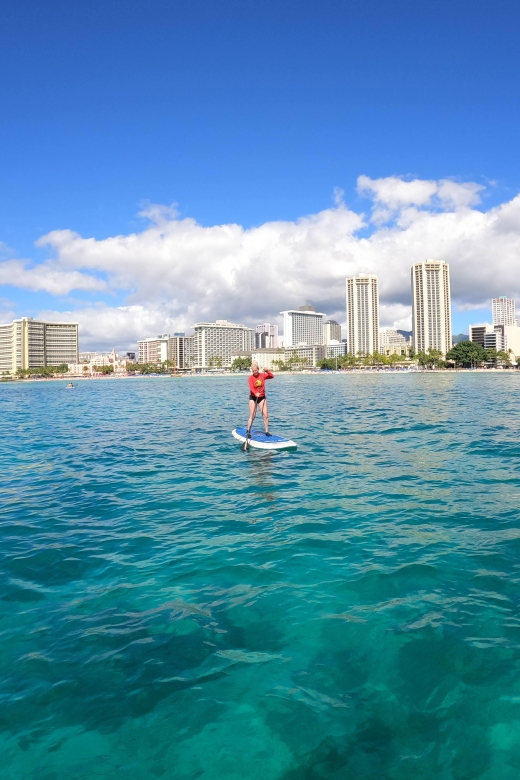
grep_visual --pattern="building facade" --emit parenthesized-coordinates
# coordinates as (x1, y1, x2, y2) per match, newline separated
(469, 324, 499, 348)
(379, 329, 411, 356)
(411, 260, 452, 355)
(326, 342, 348, 359)
(492, 296, 516, 327)
(192, 320, 255, 369)
(251, 348, 285, 371)
(281, 306, 325, 347)
(0, 317, 78, 373)
(323, 320, 342, 344)
(346, 273, 380, 356)
(255, 323, 279, 349)
(138, 335, 169, 364)
(169, 333, 195, 369)
(252, 345, 326, 369)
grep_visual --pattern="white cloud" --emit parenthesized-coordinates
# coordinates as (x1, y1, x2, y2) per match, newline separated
(1, 175, 519, 351)
(357, 175, 485, 224)
(0, 258, 106, 295)
(35, 304, 184, 352)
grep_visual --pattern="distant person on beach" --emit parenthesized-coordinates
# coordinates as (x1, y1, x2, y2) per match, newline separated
(247, 363, 274, 435)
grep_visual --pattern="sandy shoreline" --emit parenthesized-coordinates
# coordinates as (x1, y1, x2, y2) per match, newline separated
(2, 366, 518, 384)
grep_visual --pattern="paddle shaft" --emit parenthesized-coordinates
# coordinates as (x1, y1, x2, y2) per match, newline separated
(243, 395, 260, 451)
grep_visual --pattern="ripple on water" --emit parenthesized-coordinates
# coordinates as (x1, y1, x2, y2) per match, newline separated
(2, 373, 520, 778)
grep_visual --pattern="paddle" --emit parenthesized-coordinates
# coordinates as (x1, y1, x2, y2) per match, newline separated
(243, 396, 259, 451)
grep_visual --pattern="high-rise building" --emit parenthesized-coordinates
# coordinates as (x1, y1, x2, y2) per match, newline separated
(138, 334, 170, 364)
(411, 260, 452, 355)
(281, 306, 325, 347)
(192, 320, 254, 369)
(492, 297, 516, 326)
(323, 320, 342, 344)
(169, 333, 195, 369)
(137, 332, 195, 368)
(470, 322, 520, 359)
(346, 273, 380, 356)
(255, 323, 279, 349)
(469, 323, 496, 348)
(0, 317, 78, 374)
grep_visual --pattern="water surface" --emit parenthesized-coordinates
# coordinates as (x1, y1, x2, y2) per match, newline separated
(2, 373, 520, 779)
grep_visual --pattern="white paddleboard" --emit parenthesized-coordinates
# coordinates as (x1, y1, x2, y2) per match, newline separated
(232, 427, 297, 450)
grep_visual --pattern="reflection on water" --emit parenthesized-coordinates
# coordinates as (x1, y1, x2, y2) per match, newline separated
(1, 373, 520, 779)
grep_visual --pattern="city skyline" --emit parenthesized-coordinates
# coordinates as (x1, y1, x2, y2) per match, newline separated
(2, 228, 519, 354)
(1, 2, 520, 352)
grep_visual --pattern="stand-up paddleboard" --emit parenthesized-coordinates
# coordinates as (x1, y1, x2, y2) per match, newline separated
(232, 427, 297, 450)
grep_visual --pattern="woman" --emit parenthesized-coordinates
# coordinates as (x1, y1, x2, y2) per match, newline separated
(247, 362, 274, 436)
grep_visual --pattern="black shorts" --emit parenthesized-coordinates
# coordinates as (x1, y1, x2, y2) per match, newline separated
(250, 394, 266, 403)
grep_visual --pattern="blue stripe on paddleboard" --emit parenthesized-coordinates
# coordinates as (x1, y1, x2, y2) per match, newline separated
(235, 427, 289, 444)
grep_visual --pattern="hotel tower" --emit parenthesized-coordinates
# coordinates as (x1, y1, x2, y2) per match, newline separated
(492, 296, 516, 327)
(411, 259, 452, 355)
(346, 273, 380, 356)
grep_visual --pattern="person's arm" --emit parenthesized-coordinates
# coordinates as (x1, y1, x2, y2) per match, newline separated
(263, 370, 274, 379)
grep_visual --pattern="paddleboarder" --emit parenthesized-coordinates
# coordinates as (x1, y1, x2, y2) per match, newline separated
(247, 363, 274, 436)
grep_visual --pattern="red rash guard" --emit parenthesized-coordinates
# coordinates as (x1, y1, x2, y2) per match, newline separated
(248, 371, 274, 398)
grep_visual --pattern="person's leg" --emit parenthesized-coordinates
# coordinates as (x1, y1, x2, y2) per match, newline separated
(259, 398, 269, 433)
(247, 399, 256, 432)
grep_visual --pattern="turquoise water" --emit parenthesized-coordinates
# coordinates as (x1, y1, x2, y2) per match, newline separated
(2, 373, 520, 779)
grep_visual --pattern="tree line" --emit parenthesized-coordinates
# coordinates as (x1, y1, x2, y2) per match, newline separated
(15, 364, 69, 378)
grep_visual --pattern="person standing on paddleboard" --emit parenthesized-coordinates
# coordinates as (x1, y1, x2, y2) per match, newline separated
(247, 362, 274, 435)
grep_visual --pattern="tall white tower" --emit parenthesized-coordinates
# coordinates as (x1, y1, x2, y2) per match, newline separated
(492, 297, 516, 327)
(411, 259, 452, 355)
(280, 307, 325, 347)
(346, 273, 380, 356)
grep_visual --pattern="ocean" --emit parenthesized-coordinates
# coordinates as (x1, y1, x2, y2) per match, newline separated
(1, 372, 520, 779)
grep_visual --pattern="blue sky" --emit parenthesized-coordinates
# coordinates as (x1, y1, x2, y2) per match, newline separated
(1, 0, 520, 346)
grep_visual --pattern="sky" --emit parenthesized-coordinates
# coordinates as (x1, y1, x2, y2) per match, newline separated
(1, 0, 520, 350)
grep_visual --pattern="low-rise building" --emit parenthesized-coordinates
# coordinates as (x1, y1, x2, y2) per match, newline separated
(468, 322, 520, 358)
(68, 348, 134, 375)
(503, 325, 520, 360)
(252, 345, 326, 369)
(326, 342, 348, 358)
(379, 329, 411, 357)
(252, 348, 285, 371)
(469, 323, 494, 347)
(285, 345, 326, 367)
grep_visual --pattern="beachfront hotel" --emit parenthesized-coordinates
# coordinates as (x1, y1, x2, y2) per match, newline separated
(0, 317, 78, 374)
(346, 273, 380, 356)
(492, 296, 517, 327)
(137, 333, 195, 368)
(323, 320, 342, 345)
(192, 320, 254, 369)
(255, 323, 279, 349)
(411, 260, 452, 355)
(280, 306, 326, 347)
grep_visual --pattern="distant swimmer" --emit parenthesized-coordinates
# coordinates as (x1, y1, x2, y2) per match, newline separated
(247, 362, 274, 437)
(66, 382, 75, 389)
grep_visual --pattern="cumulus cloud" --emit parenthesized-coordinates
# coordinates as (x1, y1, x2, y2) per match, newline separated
(35, 304, 183, 352)
(357, 174, 485, 224)
(2, 174, 520, 351)
(0, 258, 106, 295)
